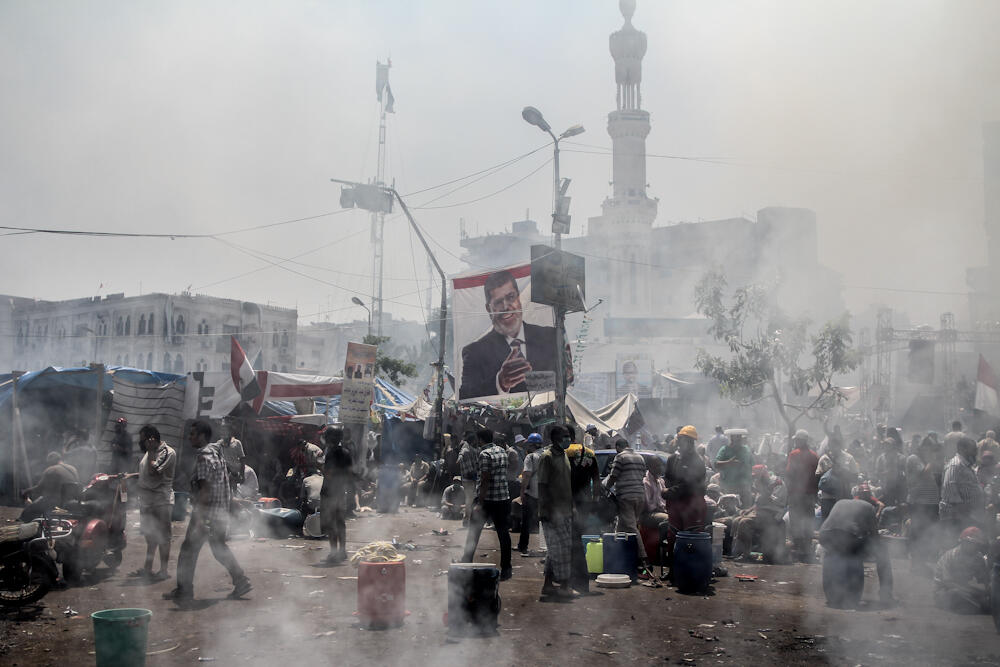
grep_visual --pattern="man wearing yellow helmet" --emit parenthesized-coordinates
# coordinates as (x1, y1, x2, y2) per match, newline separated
(663, 425, 708, 575)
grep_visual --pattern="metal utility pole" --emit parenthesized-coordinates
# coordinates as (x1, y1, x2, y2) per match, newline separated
(333, 177, 448, 447)
(521, 106, 584, 424)
(370, 59, 396, 338)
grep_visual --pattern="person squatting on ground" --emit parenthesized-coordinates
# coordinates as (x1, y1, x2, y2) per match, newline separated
(320, 425, 353, 563)
(818, 498, 893, 608)
(785, 429, 820, 562)
(405, 454, 430, 507)
(441, 476, 466, 520)
(461, 428, 512, 581)
(603, 438, 649, 569)
(730, 464, 787, 563)
(933, 526, 991, 614)
(517, 433, 544, 555)
(164, 419, 251, 602)
(537, 425, 577, 599)
(131, 425, 176, 581)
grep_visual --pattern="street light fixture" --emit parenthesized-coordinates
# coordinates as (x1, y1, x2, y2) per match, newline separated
(351, 296, 372, 338)
(520, 106, 584, 248)
(521, 106, 584, 426)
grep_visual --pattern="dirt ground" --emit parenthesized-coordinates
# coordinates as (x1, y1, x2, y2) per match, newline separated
(1, 505, 998, 667)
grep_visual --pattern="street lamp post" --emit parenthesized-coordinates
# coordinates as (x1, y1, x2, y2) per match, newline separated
(521, 106, 584, 424)
(351, 296, 372, 338)
(333, 177, 449, 449)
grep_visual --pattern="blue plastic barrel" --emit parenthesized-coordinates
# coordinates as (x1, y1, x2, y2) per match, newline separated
(602, 532, 638, 580)
(672, 531, 712, 594)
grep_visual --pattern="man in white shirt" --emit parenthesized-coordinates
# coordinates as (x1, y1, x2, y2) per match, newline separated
(133, 425, 176, 581)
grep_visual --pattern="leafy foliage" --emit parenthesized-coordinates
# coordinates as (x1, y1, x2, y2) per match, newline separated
(363, 335, 418, 386)
(693, 270, 859, 436)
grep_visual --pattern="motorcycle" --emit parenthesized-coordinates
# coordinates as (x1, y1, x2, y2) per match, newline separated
(55, 472, 129, 583)
(0, 519, 62, 607)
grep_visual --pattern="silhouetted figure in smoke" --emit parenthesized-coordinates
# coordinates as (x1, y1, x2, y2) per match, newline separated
(321, 425, 352, 564)
(934, 526, 990, 614)
(819, 498, 893, 608)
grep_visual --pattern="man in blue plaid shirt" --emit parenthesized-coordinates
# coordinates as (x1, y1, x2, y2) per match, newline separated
(164, 419, 251, 602)
(461, 428, 512, 580)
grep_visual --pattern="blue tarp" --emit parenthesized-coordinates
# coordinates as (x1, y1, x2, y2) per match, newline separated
(0, 366, 186, 408)
(260, 377, 416, 422)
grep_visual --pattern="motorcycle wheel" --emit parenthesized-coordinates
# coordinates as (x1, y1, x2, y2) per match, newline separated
(61, 555, 82, 585)
(0, 555, 55, 607)
(103, 550, 123, 570)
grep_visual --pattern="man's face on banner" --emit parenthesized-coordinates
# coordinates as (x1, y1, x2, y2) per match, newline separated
(486, 279, 523, 338)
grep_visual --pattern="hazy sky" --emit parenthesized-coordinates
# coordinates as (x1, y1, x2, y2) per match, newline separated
(2, 0, 998, 330)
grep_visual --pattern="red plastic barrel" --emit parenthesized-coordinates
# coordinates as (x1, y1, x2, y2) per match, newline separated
(357, 560, 406, 628)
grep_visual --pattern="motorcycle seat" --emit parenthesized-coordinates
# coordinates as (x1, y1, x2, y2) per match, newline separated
(0, 522, 41, 543)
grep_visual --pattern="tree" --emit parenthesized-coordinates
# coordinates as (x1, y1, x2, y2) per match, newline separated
(363, 335, 418, 386)
(693, 270, 859, 437)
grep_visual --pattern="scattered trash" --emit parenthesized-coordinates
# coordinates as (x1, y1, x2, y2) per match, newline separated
(280, 545, 306, 550)
(776, 581, 791, 585)
(145, 644, 180, 656)
(300, 574, 326, 579)
(735, 574, 758, 582)
(412, 559, 423, 565)
(433, 570, 448, 577)
(63, 607, 79, 618)
(758, 632, 768, 640)
(402, 543, 417, 551)
(240, 626, 254, 635)
(432, 528, 449, 536)
(337, 576, 358, 580)
(197, 659, 217, 663)
(697, 624, 716, 629)
(314, 631, 336, 638)
(308, 590, 324, 597)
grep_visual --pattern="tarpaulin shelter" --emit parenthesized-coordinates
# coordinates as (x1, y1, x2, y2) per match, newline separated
(0, 366, 187, 500)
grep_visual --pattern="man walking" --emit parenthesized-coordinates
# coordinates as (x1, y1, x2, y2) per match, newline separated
(461, 429, 512, 581)
(320, 425, 353, 563)
(603, 438, 649, 570)
(537, 425, 576, 599)
(785, 429, 819, 562)
(132, 425, 176, 580)
(164, 420, 251, 602)
(517, 433, 544, 555)
(457, 431, 479, 527)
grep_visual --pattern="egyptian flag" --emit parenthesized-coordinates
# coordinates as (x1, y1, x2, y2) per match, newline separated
(975, 354, 999, 415)
(231, 336, 262, 402)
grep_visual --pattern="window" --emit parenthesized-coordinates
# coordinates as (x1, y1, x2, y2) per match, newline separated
(281, 330, 289, 347)
(116, 317, 124, 336)
(175, 315, 186, 334)
(148, 313, 154, 335)
(138, 315, 146, 336)
(124, 316, 131, 336)
(272, 331, 279, 346)
(163, 353, 171, 371)
(173, 355, 184, 374)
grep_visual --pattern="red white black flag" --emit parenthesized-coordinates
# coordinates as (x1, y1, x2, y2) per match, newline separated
(230, 336, 261, 402)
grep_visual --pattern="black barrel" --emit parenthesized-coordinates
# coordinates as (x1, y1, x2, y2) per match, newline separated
(447, 563, 501, 636)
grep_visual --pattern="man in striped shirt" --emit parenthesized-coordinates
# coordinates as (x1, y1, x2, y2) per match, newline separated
(604, 438, 649, 567)
(461, 429, 512, 581)
(940, 437, 986, 540)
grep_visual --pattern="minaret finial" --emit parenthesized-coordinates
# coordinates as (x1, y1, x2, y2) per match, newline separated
(620, 0, 636, 24)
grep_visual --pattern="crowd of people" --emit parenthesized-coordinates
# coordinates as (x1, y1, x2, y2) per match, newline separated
(16, 412, 999, 617)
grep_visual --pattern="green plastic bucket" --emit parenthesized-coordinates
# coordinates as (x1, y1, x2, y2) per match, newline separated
(92, 608, 152, 667)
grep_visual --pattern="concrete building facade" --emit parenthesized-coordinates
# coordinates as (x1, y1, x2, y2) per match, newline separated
(2, 292, 297, 374)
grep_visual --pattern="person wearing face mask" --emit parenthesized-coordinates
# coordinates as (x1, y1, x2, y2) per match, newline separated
(536, 425, 577, 599)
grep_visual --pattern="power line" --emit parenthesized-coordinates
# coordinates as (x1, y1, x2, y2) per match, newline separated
(410, 157, 552, 210)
